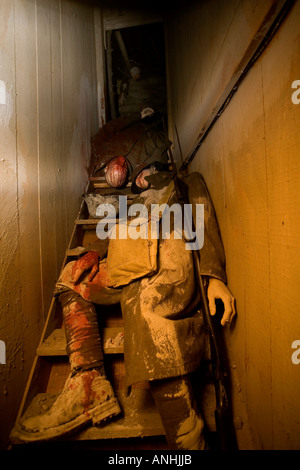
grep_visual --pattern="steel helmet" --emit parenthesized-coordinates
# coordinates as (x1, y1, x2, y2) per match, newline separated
(104, 156, 128, 188)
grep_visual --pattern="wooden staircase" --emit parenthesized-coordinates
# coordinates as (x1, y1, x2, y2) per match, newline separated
(11, 175, 217, 450)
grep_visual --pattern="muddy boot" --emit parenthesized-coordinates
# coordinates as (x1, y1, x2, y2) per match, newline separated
(10, 292, 121, 443)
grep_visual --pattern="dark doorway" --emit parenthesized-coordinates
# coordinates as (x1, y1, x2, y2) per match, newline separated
(106, 22, 167, 121)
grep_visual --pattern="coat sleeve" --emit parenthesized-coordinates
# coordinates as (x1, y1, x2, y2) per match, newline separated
(68, 239, 109, 261)
(183, 172, 227, 284)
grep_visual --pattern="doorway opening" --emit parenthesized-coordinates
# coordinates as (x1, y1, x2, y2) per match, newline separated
(105, 22, 167, 121)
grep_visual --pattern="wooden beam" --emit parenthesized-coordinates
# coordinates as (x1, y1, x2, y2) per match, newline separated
(115, 29, 131, 73)
(103, 8, 162, 31)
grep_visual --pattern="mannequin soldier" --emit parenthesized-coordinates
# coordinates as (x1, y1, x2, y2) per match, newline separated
(11, 110, 235, 450)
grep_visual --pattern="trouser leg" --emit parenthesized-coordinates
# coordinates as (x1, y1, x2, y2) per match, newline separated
(59, 290, 105, 374)
(10, 289, 121, 444)
(149, 375, 206, 450)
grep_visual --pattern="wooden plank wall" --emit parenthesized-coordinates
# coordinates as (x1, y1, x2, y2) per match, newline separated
(0, 0, 100, 448)
(165, 0, 300, 450)
(165, 0, 283, 165)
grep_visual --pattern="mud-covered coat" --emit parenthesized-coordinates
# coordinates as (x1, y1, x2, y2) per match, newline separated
(120, 171, 227, 386)
(56, 172, 227, 388)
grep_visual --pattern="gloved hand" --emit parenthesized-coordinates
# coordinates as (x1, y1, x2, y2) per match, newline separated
(207, 277, 236, 326)
(71, 251, 99, 284)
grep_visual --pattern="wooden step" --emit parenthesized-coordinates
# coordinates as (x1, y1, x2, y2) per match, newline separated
(76, 196, 134, 230)
(75, 218, 101, 225)
(92, 182, 132, 189)
(88, 176, 132, 190)
(37, 327, 124, 356)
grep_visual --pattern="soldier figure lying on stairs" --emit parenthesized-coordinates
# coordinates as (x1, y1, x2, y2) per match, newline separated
(10, 110, 236, 450)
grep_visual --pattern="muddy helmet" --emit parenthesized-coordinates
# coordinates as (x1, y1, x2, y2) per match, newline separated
(104, 156, 128, 188)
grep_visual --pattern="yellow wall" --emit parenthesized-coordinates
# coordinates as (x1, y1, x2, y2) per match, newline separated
(0, 0, 99, 448)
(166, 0, 300, 450)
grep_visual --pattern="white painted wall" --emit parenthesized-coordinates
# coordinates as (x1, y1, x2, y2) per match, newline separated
(0, 0, 101, 448)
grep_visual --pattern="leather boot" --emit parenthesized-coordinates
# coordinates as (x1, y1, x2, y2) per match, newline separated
(10, 292, 121, 443)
